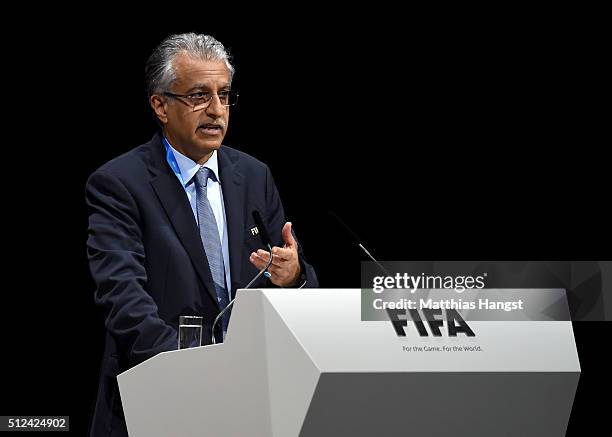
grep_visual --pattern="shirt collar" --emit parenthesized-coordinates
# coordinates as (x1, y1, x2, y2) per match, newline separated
(163, 137, 219, 187)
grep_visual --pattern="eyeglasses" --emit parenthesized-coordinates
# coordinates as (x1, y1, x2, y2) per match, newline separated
(163, 90, 239, 112)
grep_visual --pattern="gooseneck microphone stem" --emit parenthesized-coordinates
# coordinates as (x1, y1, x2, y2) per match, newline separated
(329, 210, 391, 277)
(358, 243, 391, 277)
(211, 242, 273, 345)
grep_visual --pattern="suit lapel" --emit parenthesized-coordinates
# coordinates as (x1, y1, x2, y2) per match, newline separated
(218, 147, 245, 299)
(147, 136, 220, 308)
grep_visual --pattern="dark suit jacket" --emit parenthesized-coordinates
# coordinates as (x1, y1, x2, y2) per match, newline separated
(86, 133, 318, 436)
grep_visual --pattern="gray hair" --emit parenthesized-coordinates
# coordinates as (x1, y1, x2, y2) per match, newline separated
(145, 33, 235, 98)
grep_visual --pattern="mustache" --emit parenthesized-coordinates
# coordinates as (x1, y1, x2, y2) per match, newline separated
(198, 119, 227, 129)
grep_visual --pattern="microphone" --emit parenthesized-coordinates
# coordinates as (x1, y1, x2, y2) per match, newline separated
(211, 210, 273, 344)
(328, 210, 391, 277)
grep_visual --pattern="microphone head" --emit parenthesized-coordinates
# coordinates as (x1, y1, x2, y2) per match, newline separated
(252, 210, 272, 247)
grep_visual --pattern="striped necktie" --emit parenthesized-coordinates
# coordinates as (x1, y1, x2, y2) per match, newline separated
(193, 166, 230, 339)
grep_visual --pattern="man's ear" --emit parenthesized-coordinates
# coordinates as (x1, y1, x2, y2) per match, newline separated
(150, 95, 168, 124)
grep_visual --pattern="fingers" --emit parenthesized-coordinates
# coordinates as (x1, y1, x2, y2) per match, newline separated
(249, 248, 301, 287)
(248, 252, 284, 279)
(249, 251, 269, 270)
(252, 248, 292, 265)
(248, 255, 300, 287)
(249, 251, 280, 272)
(271, 246, 293, 262)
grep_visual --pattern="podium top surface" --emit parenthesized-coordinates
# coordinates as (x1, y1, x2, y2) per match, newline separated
(120, 288, 580, 377)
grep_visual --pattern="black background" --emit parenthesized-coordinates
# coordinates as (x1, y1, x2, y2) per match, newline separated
(1, 10, 610, 436)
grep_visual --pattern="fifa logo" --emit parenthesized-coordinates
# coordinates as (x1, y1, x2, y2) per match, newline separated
(386, 308, 475, 337)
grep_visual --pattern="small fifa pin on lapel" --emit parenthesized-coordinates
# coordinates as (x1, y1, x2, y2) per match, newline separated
(250, 226, 259, 236)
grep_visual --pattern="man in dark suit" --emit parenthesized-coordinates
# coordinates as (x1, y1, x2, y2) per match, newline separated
(86, 33, 318, 437)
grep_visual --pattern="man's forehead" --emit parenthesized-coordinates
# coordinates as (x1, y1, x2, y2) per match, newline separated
(174, 55, 230, 82)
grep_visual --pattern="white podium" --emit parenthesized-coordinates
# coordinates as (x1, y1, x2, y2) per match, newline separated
(118, 289, 580, 436)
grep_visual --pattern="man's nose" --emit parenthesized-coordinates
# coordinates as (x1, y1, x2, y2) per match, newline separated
(206, 94, 226, 118)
